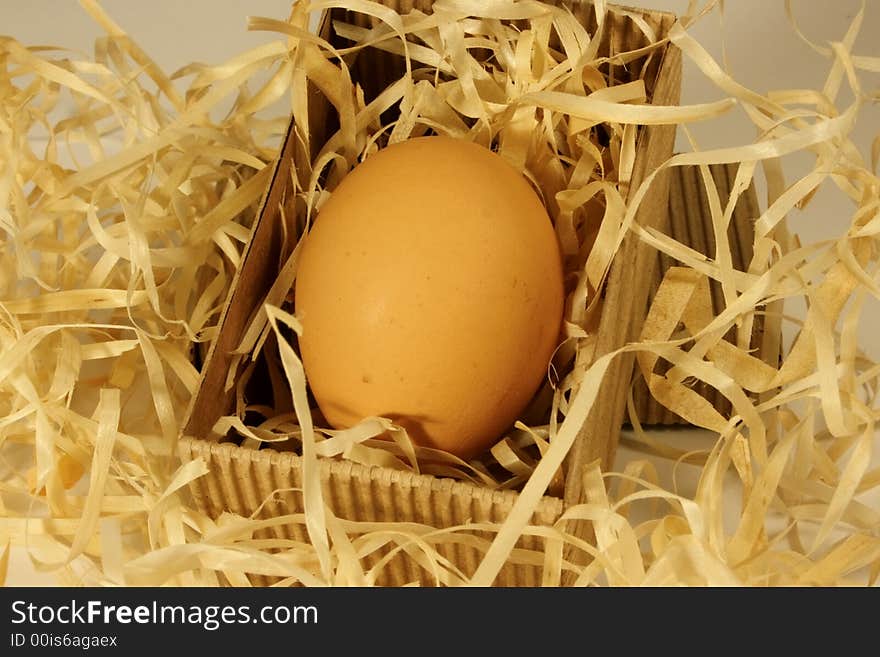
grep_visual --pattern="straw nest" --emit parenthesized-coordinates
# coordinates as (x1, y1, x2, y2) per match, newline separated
(1, 0, 878, 586)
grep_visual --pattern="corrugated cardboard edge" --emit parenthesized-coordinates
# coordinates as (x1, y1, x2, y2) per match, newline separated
(178, 436, 564, 585)
(181, 119, 298, 440)
(559, 35, 682, 582)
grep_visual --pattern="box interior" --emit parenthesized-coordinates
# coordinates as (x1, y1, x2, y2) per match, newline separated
(182, 0, 679, 497)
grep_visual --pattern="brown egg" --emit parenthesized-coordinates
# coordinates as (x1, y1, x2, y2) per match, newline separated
(295, 136, 564, 460)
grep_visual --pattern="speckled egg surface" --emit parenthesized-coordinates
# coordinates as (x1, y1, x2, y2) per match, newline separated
(294, 136, 564, 459)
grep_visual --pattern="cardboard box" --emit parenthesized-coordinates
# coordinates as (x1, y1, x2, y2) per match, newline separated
(178, 0, 684, 586)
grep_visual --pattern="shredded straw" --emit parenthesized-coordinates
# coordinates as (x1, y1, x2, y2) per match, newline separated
(1, 0, 879, 586)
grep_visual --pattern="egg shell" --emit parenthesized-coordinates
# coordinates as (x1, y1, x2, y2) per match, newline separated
(295, 136, 564, 459)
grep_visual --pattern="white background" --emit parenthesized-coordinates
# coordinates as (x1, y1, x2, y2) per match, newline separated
(2, 1, 878, 585)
